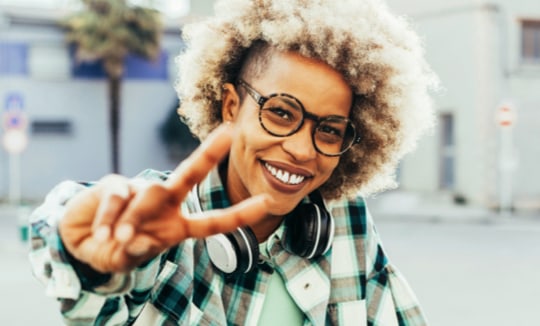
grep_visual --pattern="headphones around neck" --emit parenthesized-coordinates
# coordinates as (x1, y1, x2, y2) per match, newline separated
(191, 186, 335, 275)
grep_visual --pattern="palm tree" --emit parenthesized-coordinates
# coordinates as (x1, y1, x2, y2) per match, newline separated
(63, 0, 162, 173)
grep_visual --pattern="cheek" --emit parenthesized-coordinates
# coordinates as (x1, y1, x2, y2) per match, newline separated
(229, 123, 268, 170)
(232, 115, 274, 152)
(318, 159, 340, 183)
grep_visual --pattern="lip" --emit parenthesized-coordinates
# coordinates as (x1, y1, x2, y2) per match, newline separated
(263, 160, 313, 177)
(260, 160, 312, 194)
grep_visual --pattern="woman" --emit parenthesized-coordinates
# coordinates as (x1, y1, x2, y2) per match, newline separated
(30, 0, 437, 324)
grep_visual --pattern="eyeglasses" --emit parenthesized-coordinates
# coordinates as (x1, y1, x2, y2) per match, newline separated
(237, 79, 360, 156)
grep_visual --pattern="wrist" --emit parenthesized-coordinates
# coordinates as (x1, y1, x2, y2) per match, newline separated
(63, 243, 112, 290)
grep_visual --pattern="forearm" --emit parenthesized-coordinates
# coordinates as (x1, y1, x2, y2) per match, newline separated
(28, 180, 161, 323)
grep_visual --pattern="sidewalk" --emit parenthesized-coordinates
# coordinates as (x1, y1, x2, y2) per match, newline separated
(367, 190, 540, 223)
(0, 203, 64, 325)
(0, 204, 31, 250)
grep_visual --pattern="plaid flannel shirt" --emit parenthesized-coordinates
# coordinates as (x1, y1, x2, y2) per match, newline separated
(29, 168, 427, 325)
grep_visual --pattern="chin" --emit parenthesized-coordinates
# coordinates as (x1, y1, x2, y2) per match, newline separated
(265, 197, 299, 216)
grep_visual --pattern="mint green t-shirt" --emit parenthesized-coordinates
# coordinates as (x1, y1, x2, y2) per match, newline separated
(258, 242, 304, 325)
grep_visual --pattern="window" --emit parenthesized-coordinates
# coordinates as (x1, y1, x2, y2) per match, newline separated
(439, 113, 455, 190)
(0, 43, 28, 76)
(31, 120, 73, 135)
(521, 19, 540, 62)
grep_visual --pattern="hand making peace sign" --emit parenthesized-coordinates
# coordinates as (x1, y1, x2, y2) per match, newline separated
(59, 124, 270, 274)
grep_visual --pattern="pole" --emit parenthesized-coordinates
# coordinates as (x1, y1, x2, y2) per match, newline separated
(498, 126, 514, 216)
(8, 152, 21, 205)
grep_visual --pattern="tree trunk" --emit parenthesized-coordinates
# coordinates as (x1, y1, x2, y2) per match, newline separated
(109, 76, 121, 173)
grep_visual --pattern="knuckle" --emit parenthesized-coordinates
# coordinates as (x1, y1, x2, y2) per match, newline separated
(200, 148, 220, 164)
(99, 174, 126, 184)
(142, 182, 169, 198)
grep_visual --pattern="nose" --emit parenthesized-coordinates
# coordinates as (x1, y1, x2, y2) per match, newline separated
(281, 122, 317, 162)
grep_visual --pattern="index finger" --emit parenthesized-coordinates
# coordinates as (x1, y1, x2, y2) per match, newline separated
(164, 123, 233, 196)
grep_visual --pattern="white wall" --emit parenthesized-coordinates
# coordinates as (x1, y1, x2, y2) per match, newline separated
(388, 0, 540, 209)
(0, 18, 183, 201)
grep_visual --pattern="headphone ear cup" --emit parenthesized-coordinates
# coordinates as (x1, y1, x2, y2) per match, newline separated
(283, 201, 334, 259)
(283, 204, 313, 257)
(206, 227, 259, 275)
(314, 203, 333, 256)
(229, 227, 259, 273)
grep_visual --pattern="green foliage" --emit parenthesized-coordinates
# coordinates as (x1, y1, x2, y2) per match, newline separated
(63, 0, 163, 77)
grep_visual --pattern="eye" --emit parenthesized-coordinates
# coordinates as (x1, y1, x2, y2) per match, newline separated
(266, 107, 294, 121)
(319, 124, 343, 137)
(261, 101, 302, 128)
(315, 123, 346, 144)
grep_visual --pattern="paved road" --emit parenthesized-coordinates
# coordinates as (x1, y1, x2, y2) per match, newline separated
(1, 205, 539, 325)
(0, 206, 63, 325)
(376, 216, 540, 326)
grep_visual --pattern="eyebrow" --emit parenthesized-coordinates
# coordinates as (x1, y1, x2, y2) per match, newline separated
(275, 94, 303, 111)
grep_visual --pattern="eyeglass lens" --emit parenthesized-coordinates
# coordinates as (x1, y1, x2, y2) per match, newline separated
(259, 95, 355, 155)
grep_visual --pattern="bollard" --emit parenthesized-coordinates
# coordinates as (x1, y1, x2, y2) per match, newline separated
(17, 205, 32, 243)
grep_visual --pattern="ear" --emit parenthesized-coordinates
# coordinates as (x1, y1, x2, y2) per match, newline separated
(221, 83, 241, 123)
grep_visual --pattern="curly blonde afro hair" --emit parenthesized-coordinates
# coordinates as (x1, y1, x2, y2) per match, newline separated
(176, 0, 438, 200)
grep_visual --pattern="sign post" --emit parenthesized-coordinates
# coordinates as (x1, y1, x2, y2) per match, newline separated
(496, 103, 516, 216)
(2, 92, 28, 205)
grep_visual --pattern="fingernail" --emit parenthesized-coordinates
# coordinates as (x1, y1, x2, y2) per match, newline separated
(115, 224, 134, 243)
(108, 181, 130, 199)
(93, 226, 110, 242)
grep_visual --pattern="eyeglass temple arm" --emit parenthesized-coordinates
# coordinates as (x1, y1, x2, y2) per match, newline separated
(237, 80, 266, 105)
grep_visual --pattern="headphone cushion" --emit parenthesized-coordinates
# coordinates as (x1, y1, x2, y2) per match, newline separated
(226, 227, 259, 274)
(284, 203, 331, 258)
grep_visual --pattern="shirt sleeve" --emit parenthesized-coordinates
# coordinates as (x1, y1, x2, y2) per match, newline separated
(28, 178, 165, 325)
(363, 205, 428, 326)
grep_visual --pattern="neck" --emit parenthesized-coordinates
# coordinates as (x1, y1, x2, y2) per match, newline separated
(220, 158, 283, 243)
(250, 214, 284, 243)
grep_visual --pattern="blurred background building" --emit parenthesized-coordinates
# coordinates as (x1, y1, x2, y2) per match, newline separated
(0, 0, 539, 214)
(0, 0, 204, 200)
(385, 0, 540, 213)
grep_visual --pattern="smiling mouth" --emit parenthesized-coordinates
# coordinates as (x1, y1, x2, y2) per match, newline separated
(263, 162, 308, 185)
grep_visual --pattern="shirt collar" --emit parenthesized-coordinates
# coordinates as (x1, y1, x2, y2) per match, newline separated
(196, 166, 231, 211)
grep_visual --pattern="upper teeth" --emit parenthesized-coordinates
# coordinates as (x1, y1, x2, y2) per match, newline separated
(264, 163, 306, 185)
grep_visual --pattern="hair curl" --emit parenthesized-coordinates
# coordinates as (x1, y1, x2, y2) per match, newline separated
(176, 0, 438, 200)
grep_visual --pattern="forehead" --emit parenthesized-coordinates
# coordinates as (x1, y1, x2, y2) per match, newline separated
(251, 51, 353, 117)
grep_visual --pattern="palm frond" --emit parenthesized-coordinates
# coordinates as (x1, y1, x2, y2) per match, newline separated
(62, 0, 163, 77)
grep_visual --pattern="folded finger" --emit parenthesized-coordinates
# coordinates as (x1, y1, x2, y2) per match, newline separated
(92, 175, 133, 242)
(124, 234, 160, 257)
(113, 182, 174, 244)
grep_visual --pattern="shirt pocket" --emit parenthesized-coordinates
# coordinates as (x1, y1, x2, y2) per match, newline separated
(327, 300, 367, 326)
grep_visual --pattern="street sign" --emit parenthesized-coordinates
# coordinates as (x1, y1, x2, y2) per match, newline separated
(2, 111, 27, 130)
(2, 92, 27, 131)
(2, 129, 28, 154)
(4, 92, 24, 112)
(2, 92, 28, 153)
(2, 92, 27, 205)
(496, 104, 516, 127)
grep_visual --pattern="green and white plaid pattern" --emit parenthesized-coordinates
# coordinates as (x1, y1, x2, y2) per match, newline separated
(30, 168, 427, 325)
